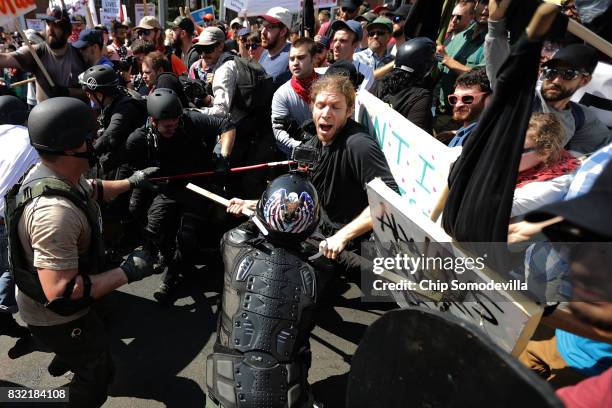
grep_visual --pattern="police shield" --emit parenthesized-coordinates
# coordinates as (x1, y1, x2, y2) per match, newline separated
(346, 308, 563, 408)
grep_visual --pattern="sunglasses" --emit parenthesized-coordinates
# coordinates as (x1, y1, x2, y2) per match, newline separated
(246, 43, 260, 50)
(368, 30, 389, 37)
(447, 92, 487, 105)
(542, 67, 585, 81)
(137, 29, 153, 37)
(197, 44, 218, 54)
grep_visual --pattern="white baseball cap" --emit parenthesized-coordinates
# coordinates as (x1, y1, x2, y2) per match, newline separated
(261, 7, 293, 29)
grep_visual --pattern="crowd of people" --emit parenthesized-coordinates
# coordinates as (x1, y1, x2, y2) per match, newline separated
(1, 0, 611, 407)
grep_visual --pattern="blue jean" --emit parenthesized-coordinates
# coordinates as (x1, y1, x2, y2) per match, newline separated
(0, 223, 17, 313)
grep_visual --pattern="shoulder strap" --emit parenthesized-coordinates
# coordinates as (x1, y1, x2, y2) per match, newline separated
(569, 101, 585, 132)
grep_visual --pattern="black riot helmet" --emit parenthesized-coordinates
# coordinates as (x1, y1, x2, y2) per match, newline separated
(147, 88, 183, 120)
(78, 64, 120, 95)
(394, 37, 436, 79)
(256, 173, 320, 243)
(0, 95, 28, 125)
(28, 97, 96, 154)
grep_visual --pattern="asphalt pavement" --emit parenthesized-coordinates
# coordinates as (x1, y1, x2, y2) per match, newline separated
(1, 269, 394, 407)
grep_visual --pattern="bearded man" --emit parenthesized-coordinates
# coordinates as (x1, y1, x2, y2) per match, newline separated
(0, 7, 86, 102)
(259, 7, 293, 88)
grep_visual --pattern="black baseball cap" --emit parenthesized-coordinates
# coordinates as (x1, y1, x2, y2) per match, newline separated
(168, 16, 195, 35)
(338, 0, 363, 10)
(72, 29, 103, 49)
(326, 60, 364, 89)
(526, 161, 612, 239)
(542, 44, 599, 75)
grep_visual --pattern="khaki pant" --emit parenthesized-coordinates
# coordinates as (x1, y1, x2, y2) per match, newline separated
(519, 335, 587, 388)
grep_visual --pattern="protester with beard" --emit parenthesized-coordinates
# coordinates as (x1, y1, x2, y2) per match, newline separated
(135, 16, 187, 75)
(258, 7, 292, 88)
(435, 0, 489, 133)
(371, 37, 436, 132)
(107, 20, 132, 62)
(271, 37, 320, 156)
(484, 0, 611, 155)
(0, 7, 86, 102)
(354, 16, 394, 71)
(441, 68, 491, 146)
(387, 3, 411, 56)
(168, 16, 199, 70)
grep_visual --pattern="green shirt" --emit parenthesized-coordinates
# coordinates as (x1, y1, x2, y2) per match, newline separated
(437, 23, 486, 110)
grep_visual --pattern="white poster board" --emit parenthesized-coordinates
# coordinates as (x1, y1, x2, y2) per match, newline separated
(0, 0, 36, 27)
(101, 0, 121, 20)
(135, 4, 156, 27)
(26, 18, 45, 32)
(366, 178, 542, 356)
(572, 62, 612, 128)
(225, 0, 300, 16)
(355, 90, 461, 219)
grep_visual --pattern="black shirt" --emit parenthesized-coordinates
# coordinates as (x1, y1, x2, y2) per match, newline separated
(125, 110, 234, 192)
(303, 119, 398, 228)
(371, 80, 433, 133)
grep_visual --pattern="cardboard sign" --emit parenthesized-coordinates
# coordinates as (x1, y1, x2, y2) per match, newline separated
(135, 4, 156, 27)
(25, 18, 44, 32)
(355, 90, 461, 219)
(0, 0, 37, 26)
(366, 178, 542, 356)
(225, 0, 300, 16)
(190, 6, 214, 25)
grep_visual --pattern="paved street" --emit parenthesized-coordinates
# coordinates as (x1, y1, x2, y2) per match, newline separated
(1, 270, 392, 407)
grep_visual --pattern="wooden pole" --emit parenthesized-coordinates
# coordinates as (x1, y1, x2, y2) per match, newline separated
(143, 0, 149, 17)
(14, 18, 55, 88)
(84, 3, 95, 28)
(568, 18, 612, 58)
(10, 77, 36, 88)
(430, 184, 449, 223)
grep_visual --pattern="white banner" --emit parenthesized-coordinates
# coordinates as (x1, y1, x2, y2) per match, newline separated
(355, 90, 461, 219)
(135, 4, 156, 27)
(0, 0, 36, 27)
(366, 178, 542, 356)
(26, 18, 45, 32)
(225, 0, 300, 16)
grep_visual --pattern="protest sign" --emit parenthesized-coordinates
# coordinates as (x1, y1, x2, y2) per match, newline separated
(366, 178, 542, 356)
(135, 4, 156, 26)
(102, 0, 120, 19)
(355, 90, 460, 219)
(225, 0, 300, 16)
(0, 0, 36, 27)
(26, 18, 44, 32)
(573, 62, 612, 128)
(190, 6, 214, 25)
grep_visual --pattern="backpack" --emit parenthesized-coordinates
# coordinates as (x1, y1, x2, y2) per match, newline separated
(218, 53, 275, 123)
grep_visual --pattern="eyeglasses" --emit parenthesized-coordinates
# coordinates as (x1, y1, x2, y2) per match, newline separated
(368, 30, 389, 37)
(447, 92, 488, 105)
(246, 43, 259, 50)
(542, 67, 585, 81)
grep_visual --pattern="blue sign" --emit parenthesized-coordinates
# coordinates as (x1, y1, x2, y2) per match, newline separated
(190, 6, 215, 25)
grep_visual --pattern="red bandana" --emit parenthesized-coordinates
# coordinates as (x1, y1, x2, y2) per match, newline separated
(516, 149, 580, 188)
(291, 72, 318, 105)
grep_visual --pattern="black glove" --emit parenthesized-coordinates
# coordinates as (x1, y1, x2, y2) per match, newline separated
(120, 250, 155, 283)
(213, 153, 230, 177)
(128, 167, 159, 190)
(273, 116, 303, 141)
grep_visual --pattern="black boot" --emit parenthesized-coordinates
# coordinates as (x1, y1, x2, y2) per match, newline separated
(0, 312, 30, 338)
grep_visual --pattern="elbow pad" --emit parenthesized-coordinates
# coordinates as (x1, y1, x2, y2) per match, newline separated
(44, 274, 93, 316)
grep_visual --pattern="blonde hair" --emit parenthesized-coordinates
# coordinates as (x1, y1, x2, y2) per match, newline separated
(310, 74, 356, 109)
(527, 112, 566, 166)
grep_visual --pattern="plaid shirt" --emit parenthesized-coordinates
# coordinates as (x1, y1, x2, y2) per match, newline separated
(524, 142, 612, 304)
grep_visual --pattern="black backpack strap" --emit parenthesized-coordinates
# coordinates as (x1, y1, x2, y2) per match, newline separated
(569, 101, 586, 132)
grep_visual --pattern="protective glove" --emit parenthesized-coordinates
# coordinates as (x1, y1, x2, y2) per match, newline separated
(120, 249, 155, 283)
(213, 153, 230, 178)
(128, 167, 160, 190)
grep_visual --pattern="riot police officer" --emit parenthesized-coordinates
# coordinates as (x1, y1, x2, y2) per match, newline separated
(4, 97, 157, 407)
(125, 88, 236, 303)
(207, 172, 332, 408)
